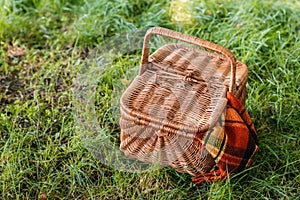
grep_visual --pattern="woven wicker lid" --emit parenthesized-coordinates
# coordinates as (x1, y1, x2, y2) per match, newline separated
(120, 44, 228, 138)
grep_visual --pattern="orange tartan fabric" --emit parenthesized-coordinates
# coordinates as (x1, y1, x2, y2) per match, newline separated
(192, 92, 258, 184)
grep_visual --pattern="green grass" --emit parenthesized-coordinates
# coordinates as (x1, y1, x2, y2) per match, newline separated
(1, 0, 299, 199)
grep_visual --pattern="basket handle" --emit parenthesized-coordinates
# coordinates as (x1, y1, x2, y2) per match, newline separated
(140, 27, 236, 93)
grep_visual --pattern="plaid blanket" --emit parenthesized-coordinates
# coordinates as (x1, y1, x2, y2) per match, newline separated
(192, 92, 259, 184)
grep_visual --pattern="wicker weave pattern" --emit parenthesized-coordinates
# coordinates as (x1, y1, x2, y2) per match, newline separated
(119, 27, 248, 176)
(120, 115, 226, 175)
(120, 48, 228, 135)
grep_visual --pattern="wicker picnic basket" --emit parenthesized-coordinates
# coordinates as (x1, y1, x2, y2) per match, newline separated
(119, 27, 249, 176)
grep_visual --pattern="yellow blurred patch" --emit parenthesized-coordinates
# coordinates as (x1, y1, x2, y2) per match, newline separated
(169, 0, 194, 25)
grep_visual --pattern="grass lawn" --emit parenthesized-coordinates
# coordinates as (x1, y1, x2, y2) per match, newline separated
(1, 0, 299, 199)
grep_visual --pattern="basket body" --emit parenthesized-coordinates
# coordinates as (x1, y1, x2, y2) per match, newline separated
(119, 27, 248, 176)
